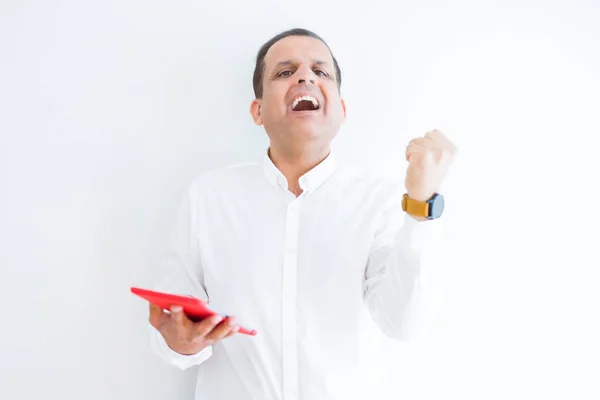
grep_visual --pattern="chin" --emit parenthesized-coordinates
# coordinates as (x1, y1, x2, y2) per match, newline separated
(289, 128, 338, 147)
(288, 125, 323, 140)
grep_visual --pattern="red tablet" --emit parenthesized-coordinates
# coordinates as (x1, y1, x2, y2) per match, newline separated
(131, 287, 257, 336)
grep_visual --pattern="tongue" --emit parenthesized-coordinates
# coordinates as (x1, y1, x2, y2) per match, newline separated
(294, 100, 316, 111)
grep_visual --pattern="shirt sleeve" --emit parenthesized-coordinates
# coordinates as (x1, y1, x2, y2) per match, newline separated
(363, 186, 448, 340)
(149, 322, 213, 370)
(149, 182, 213, 369)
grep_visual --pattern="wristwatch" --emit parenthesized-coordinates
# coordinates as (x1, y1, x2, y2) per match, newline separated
(402, 193, 445, 220)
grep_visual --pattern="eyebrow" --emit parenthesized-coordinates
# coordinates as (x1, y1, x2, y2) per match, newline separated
(274, 59, 330, 69)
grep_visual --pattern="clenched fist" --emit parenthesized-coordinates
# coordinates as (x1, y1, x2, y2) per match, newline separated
(405, 129, 457, 203)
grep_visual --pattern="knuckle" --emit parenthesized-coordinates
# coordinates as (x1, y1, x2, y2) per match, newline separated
(149, 314, 165, 331)
(191, 334, 206, 346)
(177, 330, 192, 345)
(411, 150, 425, 159)
(203, 332, 215, 342)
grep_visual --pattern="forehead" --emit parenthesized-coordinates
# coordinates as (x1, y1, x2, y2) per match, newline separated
(264, 35, 334, 70)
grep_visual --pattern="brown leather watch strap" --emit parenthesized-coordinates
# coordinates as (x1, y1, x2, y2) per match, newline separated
(402, 194, 429, 217)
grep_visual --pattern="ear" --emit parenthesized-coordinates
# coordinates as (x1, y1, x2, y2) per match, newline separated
(250, 99, 263, 126)
(341, 98, 347, 123)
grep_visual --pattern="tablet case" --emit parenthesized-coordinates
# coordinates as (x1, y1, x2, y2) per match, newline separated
(131, 286, 257, 336)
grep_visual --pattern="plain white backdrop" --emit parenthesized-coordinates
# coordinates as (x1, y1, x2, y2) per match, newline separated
(1, 1, 599, 399)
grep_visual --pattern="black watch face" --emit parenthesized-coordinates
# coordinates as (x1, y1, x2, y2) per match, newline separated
(430, 194, 445, 218)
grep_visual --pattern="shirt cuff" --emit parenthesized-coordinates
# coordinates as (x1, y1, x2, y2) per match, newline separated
(401, 213, 443, 252)
(150, 323, 213, 369)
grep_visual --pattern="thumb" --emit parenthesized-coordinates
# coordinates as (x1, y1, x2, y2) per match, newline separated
(170, 305, 185, 325)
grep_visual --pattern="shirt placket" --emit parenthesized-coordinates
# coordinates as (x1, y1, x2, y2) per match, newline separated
(282, 196, 301, 400)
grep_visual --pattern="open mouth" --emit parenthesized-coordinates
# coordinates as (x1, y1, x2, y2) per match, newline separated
(291, 95, 320, 112)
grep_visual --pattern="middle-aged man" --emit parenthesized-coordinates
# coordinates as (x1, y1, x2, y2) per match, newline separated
(148, 28, 457, 399)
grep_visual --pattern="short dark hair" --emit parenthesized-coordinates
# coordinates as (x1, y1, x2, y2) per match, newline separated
(252, 28, 342, 99)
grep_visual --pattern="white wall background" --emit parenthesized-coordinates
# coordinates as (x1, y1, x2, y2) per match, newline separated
(1, 1, 599, 399)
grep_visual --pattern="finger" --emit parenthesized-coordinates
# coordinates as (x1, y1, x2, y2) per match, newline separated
(425, 129, 457, 153)
(425, 129, 445, 141)
(406, 143, 429, 162)
(407, 134, 452, 163)
(406, 138, 441, 162)
(407, 144, 443, 165)
(425, 129, 451, 145)
(206, 316, 238, 341)
(206, 316, 237, 341)
(169, 305, 188, 327)
(224, 326, 240, 339)
(194, 314, 225, 338)
(409, 136, 444, 149)
(408, 137, 426, 148)
(149, 304, 166, 329)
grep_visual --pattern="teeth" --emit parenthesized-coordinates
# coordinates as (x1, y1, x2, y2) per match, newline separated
(292, 95, 319, 110)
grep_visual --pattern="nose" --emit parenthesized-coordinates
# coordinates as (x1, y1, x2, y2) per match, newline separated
(296, 64, 316, 85)
(298, 77, 315, 85)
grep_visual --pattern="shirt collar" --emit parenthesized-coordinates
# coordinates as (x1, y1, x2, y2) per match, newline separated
(261, 147, 338, 194)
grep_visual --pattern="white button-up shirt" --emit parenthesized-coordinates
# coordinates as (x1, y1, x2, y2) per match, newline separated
(149, 149, 445, 400)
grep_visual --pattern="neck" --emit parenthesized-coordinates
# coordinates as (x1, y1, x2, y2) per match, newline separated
(268, 143, 331, 196)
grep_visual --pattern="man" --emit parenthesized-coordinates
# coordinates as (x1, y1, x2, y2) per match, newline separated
(148, 28, 456, 399)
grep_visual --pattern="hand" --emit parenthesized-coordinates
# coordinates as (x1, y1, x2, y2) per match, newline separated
(149, 304, 240, 355)
(405, 129, 457, 202)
